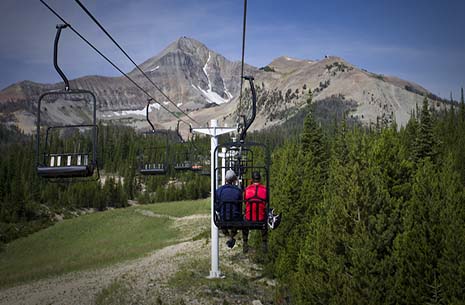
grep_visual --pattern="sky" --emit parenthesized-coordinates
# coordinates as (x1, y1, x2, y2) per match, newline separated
(0, 0, 464, 99)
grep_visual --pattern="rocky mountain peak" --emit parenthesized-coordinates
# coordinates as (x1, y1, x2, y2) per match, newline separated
(174, 36, 209, 54)
(138, 37, 210, 72)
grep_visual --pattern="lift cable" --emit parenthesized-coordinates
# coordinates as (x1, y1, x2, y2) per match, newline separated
(74, 0, 198, 125)
(238, 0, 248, 116)
(39, 0, 192, 126)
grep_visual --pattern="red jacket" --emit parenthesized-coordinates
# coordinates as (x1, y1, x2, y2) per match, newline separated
(244, 183, 267, 221)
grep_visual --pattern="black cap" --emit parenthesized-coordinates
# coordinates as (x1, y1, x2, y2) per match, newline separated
(252, 171, 261, 182)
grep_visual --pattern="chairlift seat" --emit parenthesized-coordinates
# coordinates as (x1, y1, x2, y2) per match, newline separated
(140, 167, 167, 175)
(139, 163, 166, 175)
(37, 165, 94, 178)
(214, 213, 267, 230)
(214, 199, 269, 230)
(174, 162, 192, 171)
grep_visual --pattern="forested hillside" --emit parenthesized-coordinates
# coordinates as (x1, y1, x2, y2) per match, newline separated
(268, 90, 465, 304)
(0, 124, 210, 246)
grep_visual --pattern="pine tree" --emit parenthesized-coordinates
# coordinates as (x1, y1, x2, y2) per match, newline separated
(301, 111, 325, 164)
(414, 97, 435, 161)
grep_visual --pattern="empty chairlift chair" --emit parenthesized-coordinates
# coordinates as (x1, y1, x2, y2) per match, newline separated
(36, 24, 99, 180)
(173, 120, 194, 171)
(138, 99, 168, 176)
(138, 132, 169, 175)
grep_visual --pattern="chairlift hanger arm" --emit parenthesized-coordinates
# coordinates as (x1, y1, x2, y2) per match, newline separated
(240, 76, 257, 141)
(54, 24, 70, 91)
(146, 98, 156, 132)
(176, 120, 185, 143)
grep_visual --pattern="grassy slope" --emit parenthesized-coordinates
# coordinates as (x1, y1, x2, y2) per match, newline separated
(144, 198, 210, 217)
(0, 199, 209, 288)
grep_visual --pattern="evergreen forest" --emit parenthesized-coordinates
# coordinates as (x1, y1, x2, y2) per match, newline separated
(267, 92, 465, 304)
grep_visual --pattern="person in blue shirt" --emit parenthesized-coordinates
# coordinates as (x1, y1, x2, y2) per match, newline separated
(215, 169, 242, 248)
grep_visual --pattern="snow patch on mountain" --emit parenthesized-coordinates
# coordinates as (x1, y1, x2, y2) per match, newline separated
(147, 66, 159, 72)
(102, 103, 160, 118)
(196, 52, 232, 105)
(192, 84, 230, 105)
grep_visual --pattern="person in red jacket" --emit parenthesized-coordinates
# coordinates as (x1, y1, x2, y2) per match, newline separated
(243, 171, 268, 253)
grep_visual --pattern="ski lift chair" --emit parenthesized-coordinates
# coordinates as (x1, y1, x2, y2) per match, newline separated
(36, 24, 99, 181)
(213, 141, 270, 230)
(138, 99, 169, 175)
(173, 120, 195, 171)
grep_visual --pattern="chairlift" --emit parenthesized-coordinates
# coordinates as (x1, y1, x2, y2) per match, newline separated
(138, 99, 168, 175)
(213, 76, 271, 230)
(173, 120, 196, 171)
(36, 24, 99, 181)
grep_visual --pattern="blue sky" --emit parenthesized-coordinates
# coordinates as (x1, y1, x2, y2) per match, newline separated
(0, 0, 464, 99)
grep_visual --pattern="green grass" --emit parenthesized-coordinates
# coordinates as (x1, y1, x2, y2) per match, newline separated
(0, 198, 210, 288)
(143, 198, 210, 217)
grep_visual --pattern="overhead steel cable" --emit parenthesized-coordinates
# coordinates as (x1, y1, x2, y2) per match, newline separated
(74, 0, 199, 125)
(238, 0, 248, 114)
(38, 0, 192, 126)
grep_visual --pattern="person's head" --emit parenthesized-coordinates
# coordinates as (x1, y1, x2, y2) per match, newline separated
(252, 171, 261, 183)
(225, 169, 237, 184)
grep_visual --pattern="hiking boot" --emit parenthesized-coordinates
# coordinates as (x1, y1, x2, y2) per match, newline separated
(226, 238, 236, 248)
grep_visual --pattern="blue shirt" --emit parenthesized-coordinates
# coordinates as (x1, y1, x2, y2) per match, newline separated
(215, 184, 242, 221)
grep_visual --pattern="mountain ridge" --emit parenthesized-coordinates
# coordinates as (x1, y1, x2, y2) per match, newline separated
(0, 36, 446, 133)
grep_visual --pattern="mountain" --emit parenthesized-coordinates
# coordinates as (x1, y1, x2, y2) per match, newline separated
(0, 37, 446, 134)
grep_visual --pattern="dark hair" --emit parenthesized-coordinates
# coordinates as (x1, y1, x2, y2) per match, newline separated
(252, 171, 261, 182)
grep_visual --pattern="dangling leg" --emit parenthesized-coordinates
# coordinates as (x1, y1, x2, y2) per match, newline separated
(226, 229, 238, 248)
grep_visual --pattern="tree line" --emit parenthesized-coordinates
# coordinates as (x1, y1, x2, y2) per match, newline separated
(267, 90, 465, 304)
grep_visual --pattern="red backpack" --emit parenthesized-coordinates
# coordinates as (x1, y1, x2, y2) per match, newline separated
(244, 183, 267, 221)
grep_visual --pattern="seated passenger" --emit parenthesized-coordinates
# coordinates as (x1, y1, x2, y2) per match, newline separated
(243, 171, 268, 253)
(215, 169, 242, 248)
